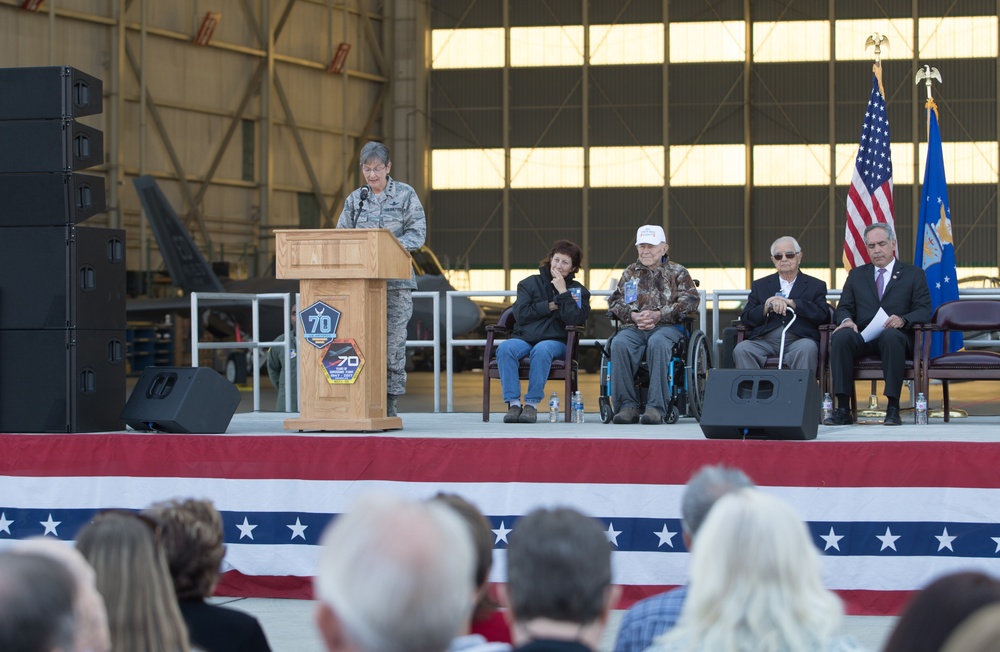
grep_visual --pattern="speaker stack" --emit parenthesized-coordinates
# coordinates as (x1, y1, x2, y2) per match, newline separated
(0, 66, 126, 433)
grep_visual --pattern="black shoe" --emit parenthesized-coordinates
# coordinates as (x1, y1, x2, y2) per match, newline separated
(823, 407, 853, 426)
(640, 407, 663, 425)
(883, 405, 902, 426)
(503, 405, 522, 423)
(517, 404, 538, 423)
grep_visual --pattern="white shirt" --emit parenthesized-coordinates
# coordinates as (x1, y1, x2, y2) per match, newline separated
(875, 258, 896, 294)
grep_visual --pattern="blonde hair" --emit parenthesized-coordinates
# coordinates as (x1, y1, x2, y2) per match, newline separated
(76, 511, 190, 652)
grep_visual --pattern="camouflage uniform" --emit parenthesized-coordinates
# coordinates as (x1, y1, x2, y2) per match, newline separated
(607, 257, 700, 418)
(337, 176, 426, 399)
(266, 333, 297, 411)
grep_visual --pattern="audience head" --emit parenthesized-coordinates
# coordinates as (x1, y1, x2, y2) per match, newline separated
(680, 464, 755, 542)
(144, 497, 226, 600)
(314, 492, 475, 652)
(429, 493, 494, 593)
(666, 489, 843, 651)
(883, 571, 1000, 652)
(0, 550, 77, 652)
(9, 539, 110, 652)
(942, 601, 1000, 652)
(75, 510, 190, 652)
(542, 240, 582, 275)
(504, 506, 618, 643)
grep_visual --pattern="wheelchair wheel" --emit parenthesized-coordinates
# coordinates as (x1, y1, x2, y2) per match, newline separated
(665, 404, 680, 424)
(599, 398, 614, 424)
(686, 329, 711, 421)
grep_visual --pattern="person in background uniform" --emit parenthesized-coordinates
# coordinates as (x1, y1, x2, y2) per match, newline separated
(824, 221, 931, 427)
(498, 239, 591, 424)
(337, 141, 427, 418)
(266, 303, 297, 412)
(607, 224, 700, 425)
(734, 236, 828, 373)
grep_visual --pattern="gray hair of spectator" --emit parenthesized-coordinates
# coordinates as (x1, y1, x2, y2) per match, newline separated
(0, 551, 77, 652)
(865, 221, 896, 242)
(506, 507, 612, 626)
(360, 141, 390, 168)
(681, 464, 754, 537)
(10, 538, 111, 652)
(315, 492, 475, 652)
(770, 236, 802, 256)
(144, 497, 226, 599)
(666, 489, 843, 651)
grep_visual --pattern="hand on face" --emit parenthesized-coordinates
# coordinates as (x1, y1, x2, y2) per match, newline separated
(549, 253, 574, 293)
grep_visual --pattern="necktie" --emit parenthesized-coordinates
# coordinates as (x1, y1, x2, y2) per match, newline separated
(876, 267, 886, 300)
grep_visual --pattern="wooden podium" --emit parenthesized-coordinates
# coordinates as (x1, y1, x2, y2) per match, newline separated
(275, 229, 411, 431)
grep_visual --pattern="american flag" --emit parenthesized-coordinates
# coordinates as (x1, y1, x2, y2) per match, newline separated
(3, 433, 1000, 615)
(845, 70, 896, 268)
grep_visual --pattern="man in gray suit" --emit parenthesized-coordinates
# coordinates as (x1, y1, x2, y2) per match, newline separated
(825, 222, 931, 426)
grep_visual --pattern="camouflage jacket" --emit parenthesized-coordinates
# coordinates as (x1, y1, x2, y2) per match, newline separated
(337, 176, 427, 290)
(608, 257, 700, 327)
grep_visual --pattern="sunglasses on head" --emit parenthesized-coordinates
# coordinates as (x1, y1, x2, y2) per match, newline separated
(772, 251, 799, 260)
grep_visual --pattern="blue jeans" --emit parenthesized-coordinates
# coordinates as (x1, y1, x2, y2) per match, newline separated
(496, 338, 567, 405)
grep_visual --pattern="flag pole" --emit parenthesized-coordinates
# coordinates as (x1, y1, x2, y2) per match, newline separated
(914, 65, 967, 420)
(857, 32, 892, 421)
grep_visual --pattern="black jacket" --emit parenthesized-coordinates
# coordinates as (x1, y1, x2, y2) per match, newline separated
(739, 271, 830, 342)
(512, 266, 591, 344)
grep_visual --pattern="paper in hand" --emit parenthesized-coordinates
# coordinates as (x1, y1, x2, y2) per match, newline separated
(860, 307, 889, 342)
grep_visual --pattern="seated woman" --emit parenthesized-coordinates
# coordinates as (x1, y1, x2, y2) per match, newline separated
(497, 239, 590, 423)
(647, 488, 864, 652)
(76, 510, 192, 652)
(145, 498, 273, 652)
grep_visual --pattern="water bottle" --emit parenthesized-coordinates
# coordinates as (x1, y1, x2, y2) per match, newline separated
(915, 392, 928, 425)
(549, 392, 560, 422)
(577, 391, 586, 423)
(821, 392, 833, 422)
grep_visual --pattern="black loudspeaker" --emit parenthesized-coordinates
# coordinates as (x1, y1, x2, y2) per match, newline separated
(0, 329, 125, 433)
(121, 367, 241, 434)
(699, 369, 820, 440)
(0, 226, 125, 330)
(0, 119, 104, 173)
(0, 173, 106, 226)
(0, 66, 103, 119)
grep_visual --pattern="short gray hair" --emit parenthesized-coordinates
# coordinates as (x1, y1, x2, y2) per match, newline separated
(315, 493, 475, 652)
(681, 465, 755, 537)
(360, 141, 390, 167)
(865, 221, 895, 242)
(770, 236, 801, 257)
(0, 551, 77, 652)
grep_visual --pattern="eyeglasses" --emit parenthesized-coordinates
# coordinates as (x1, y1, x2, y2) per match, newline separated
(772, 251, 799, 260)
(361, 165, 387, 175)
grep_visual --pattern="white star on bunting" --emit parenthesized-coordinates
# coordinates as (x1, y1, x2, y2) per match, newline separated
(40, 514, 61, 536)
(821, 527, 844, 551)
(605, 523, 622, 547)
(236, 517, 258, 540)
(877, 527, 900, 551)
(0, 512, 12, 535)
(936, 528, 957, 552)
(492, 521, 512, 544)
(287, 518, 308, 540)
(654, 524, 678, 548)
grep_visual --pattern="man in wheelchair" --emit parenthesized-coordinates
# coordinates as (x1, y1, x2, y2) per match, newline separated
(607, 225, 701, 424)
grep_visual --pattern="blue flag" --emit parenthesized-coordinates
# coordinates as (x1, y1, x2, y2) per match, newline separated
(914, 107, 962, 358)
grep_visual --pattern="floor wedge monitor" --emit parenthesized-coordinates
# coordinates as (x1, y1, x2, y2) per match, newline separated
(700, 369, 820, 440)
(121, 367, 241, 434)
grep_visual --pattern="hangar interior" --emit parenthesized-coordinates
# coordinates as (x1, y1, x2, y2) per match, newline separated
(2, 0, 998, 300)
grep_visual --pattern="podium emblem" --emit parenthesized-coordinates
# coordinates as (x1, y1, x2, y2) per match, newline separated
(320, 339, 365, 384)
(301, 301, 341, 349)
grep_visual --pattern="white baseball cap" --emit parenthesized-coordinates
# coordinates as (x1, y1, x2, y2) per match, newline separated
(635, 224, 666, 246)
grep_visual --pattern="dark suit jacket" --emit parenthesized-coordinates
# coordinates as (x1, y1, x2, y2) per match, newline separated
(739, 271, 829, 342)
(179, 599, 272, 652)
(834, 260, 932, 339)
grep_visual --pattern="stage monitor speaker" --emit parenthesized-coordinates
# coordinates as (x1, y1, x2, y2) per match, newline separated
(699, 369, 820, 440)
(0, 119, 104, 173)
(0, 66, 103, 119)
(121, 367, 241, 434)
(0, 329, 125, 433)
(0, 225, 125, 330)
(0, 172, 106, 226)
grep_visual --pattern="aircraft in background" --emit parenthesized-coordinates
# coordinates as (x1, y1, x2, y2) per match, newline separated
(127, 175, 485, 382)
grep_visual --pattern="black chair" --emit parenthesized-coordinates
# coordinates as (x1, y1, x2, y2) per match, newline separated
(481, 307, 583, 422)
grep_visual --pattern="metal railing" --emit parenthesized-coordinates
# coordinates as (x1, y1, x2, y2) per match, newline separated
(409, 291, 441, 413)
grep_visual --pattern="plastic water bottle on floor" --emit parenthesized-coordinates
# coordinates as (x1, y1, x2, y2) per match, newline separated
(549, 392, 560, 422)
(915, 392, 928, 425)
(821, 392, 833, 422)
(576, 391, 586, 423)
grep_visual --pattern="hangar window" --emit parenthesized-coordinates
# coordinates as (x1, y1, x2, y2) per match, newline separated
(753, 145, 831, 185)
(510, 147, 585, 188)
(753, 20, 829, 62)
(669, 144, 746, 185)
(669, 21, 746, 63)
(510, 26, 584, 67)
(431, 149, 505, 189)
(431, 28, 504, 69)
(918, 16, 998, 58)
(589, 24, 664, 65)
(590, 146, 665, 187)
(834, 19, 913, 60)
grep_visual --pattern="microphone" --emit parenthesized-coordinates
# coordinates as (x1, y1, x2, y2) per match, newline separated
(352, 185, 371, 227)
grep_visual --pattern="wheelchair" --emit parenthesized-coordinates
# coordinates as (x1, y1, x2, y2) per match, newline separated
(597, 313, 712, 424)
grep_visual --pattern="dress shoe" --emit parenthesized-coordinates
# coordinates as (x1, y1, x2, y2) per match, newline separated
(883, 405, 902, 426)
(823, 407, 853, 426)
(518, 404, 538, 423)
(612, 406, 641, 424)
(503, 405, 522, 423)
(640, 406, 663, 425)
